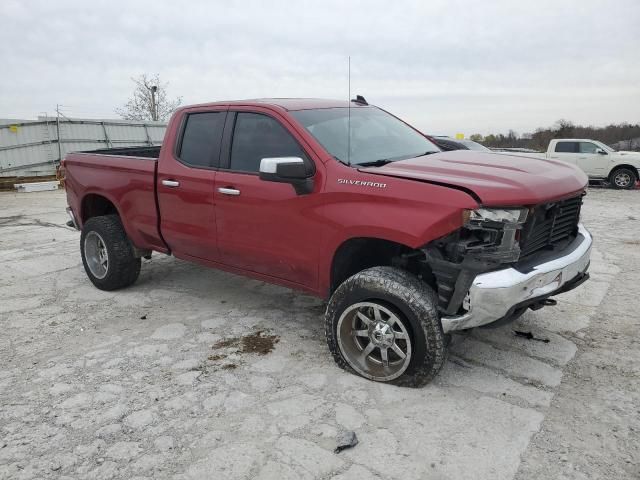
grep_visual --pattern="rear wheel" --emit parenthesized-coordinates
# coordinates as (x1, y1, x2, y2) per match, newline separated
(325, 266, 447, 387)
(610, 168, 637, 189)
(80, 215, 141, 291)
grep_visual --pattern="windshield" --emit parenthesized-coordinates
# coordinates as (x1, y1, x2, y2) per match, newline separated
(291, 107, 440, 165)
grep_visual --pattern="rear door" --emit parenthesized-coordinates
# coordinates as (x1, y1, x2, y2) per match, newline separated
(213, 108, 320, 288)
(549, 141, 579, 166)
(157, 107, 227, 260)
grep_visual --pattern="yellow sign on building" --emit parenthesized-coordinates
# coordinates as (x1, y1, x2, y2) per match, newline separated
(455, 133, 464, 140)
(9, 125, 19, 133)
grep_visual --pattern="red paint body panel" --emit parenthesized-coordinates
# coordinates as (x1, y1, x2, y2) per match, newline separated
(63, 99, 587, 299)
(155, 105, 227, 260)
(63, 154, 167, 253)
(364, 150, 588, 205)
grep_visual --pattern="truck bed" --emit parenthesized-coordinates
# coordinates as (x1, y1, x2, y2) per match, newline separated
(63, 150, 167, 253)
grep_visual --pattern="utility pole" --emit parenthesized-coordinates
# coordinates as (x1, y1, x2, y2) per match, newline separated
(150, 85, 158, 121)
(55, 104, 62, 164)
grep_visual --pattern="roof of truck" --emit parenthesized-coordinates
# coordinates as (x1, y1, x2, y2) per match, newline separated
(550, 139, 599, 142)
(185, 98, 371, 111)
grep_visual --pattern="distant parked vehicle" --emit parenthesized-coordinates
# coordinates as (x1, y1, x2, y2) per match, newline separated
(535, 139, 639, 189)
(429, 136, 491, 152)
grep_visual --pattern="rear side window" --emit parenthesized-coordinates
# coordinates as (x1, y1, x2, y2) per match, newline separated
(230, 113, 306, 173)
(178, 112, 226, 167)
(579, 142, 598, 154)
(554, 141, 578, 153)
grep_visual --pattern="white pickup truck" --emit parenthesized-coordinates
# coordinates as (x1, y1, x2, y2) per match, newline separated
(539, 139, 639, 189)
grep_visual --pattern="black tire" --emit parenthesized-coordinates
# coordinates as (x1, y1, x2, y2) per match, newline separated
(325, 266, 447, 387)
(80, 215, 141, 291)
(609, 167, 637, 189)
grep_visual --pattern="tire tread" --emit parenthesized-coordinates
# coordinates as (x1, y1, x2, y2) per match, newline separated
(325, 266, 447, 387)
(610, 167, 637, 190)
(80, 215, 141, 291)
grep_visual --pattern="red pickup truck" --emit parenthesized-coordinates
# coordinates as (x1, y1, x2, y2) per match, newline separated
(62, 98, 592, 386)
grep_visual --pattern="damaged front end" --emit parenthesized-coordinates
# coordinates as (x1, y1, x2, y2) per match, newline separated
(411, 196, 592, 332)
(422, 207, 530, 317)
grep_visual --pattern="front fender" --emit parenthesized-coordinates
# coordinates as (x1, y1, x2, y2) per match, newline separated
(317, 191, 476, 296)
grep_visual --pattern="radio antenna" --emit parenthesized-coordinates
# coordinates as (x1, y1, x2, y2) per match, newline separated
(347, 56, 351, 166)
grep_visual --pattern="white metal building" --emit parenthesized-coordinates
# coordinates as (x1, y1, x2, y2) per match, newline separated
(0, 117, 167, 177)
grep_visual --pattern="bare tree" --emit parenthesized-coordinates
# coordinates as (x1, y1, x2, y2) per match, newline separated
(553, 119, 575, 138)
(116, 74, 182, 121)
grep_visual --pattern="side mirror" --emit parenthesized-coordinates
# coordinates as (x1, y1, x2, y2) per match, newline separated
(596, 148, 607, 155)
(259, 157, 314, 195)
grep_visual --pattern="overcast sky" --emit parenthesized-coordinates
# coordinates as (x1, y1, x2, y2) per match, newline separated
(1, 0, 639, 136)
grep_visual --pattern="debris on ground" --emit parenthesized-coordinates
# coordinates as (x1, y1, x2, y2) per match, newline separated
(514, 330, 550, 343)
(140, 315, 147, 320)
(334, 431, 358, 454)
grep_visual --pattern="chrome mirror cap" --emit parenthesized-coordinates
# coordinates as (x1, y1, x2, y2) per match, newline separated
(259, 157, 304, 174)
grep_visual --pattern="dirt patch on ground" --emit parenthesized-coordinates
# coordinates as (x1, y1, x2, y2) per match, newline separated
(212, 330, 280, 355)
(212, 337, 238, 348)
(207, 353, 227, 361)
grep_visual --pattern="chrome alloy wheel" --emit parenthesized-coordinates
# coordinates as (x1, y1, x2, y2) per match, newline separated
(614, 171, 632, 188)
(337, 301, 412, 381)
(84, 231, 109, 279)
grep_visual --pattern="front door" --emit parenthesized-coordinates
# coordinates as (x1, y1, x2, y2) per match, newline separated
(213, 110, 320, 288)
(576, 141, 607, 177)
(157, 108, 227, 260)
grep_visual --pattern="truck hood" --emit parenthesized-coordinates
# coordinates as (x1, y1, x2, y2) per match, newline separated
(614, 151, 640, 159)
(360, 151, 587, 206)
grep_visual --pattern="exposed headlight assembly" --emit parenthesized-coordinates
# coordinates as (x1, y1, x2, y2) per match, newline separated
(464, 207, 528, 225)
(459, 207, 529, 262)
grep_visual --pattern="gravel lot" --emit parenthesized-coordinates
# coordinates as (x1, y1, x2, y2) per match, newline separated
(0, 188, 638, 479)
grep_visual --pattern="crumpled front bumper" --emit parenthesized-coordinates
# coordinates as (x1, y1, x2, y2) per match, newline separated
(441, 224, 592, 333)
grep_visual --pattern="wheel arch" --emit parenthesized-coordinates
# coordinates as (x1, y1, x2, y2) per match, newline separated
(609, 164, 639, 181)
(80, 192, 121, 224)
(79, 192, 144, 251)
(327, 236, 435, 297)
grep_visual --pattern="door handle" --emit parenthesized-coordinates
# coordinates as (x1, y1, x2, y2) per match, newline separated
(162, 179, 180, 188)
(218, 187, 241, 196)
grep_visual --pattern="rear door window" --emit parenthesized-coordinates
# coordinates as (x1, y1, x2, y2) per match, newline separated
(554, 141, 578, 153)
(178, 112, 226, 168)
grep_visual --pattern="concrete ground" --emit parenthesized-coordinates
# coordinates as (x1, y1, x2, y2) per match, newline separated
(0, 188, 637, 480)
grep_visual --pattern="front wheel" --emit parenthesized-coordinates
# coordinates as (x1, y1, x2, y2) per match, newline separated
(80, 215, 141, 291)
(325, 266, 447, 387)
(610, 168, 637, 189)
